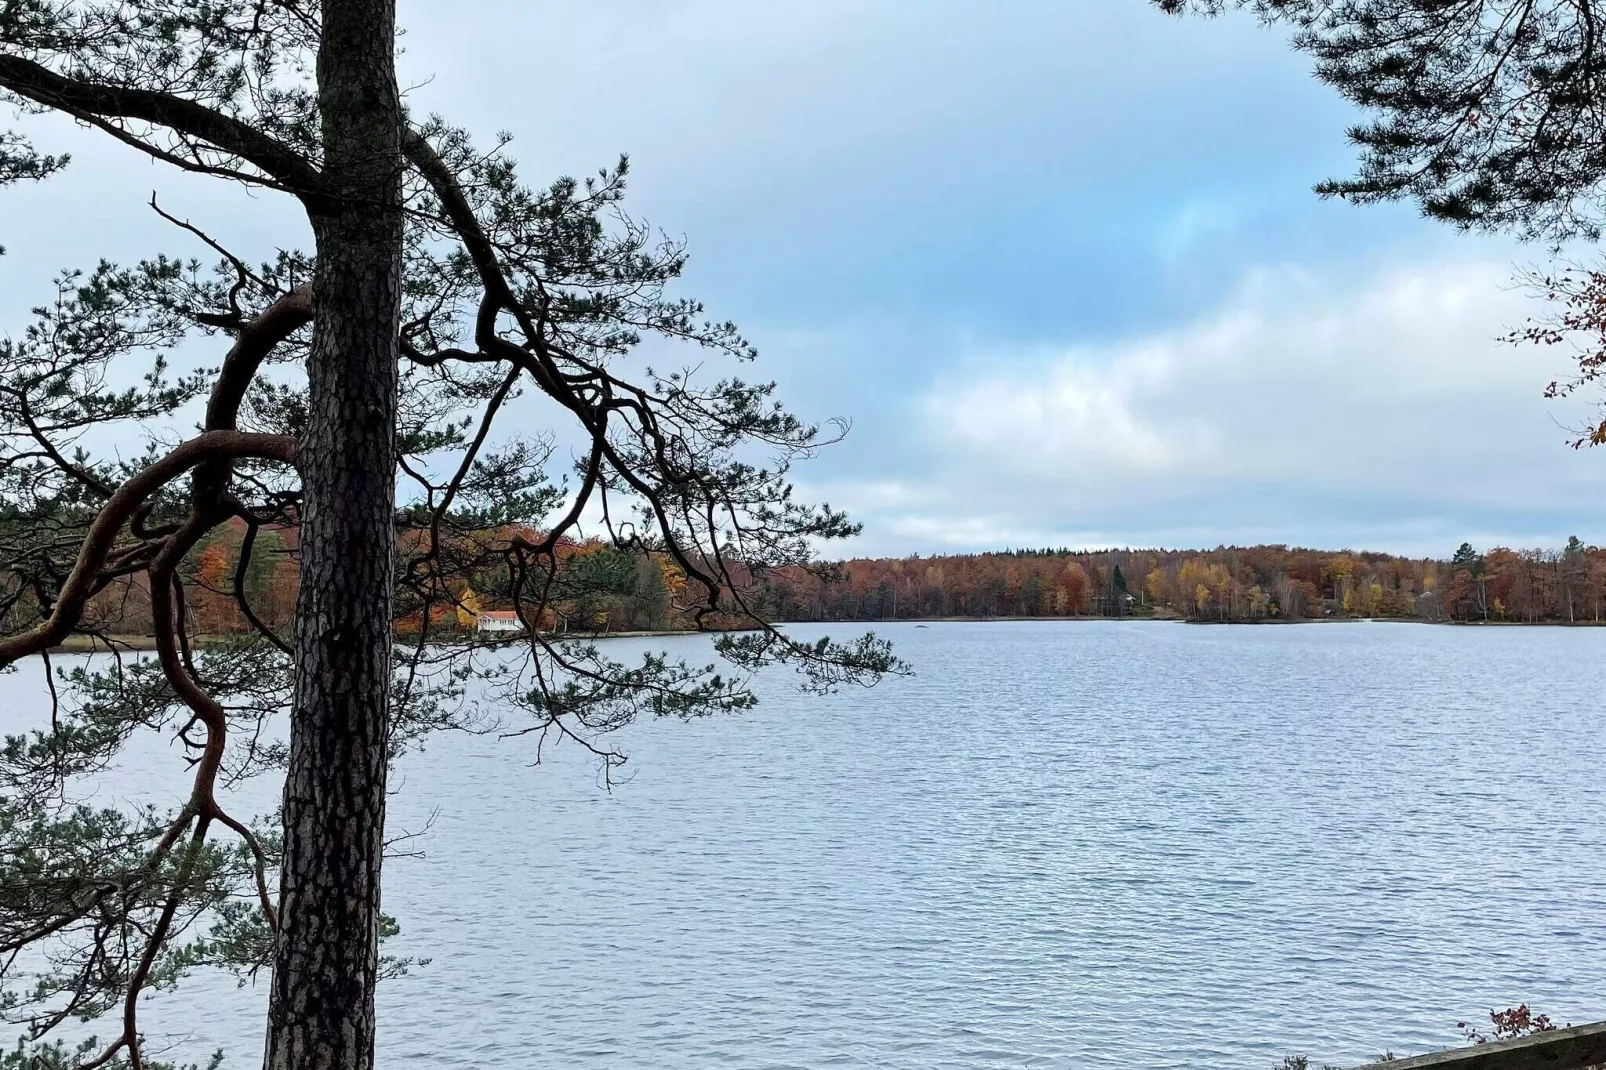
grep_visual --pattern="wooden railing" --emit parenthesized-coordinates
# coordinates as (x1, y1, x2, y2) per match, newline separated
(1353, 1021, 1606, 1070)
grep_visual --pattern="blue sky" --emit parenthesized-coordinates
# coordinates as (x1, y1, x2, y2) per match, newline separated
(4, 0, 1601, 557)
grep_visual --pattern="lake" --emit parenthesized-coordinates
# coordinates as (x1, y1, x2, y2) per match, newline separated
(7, 621, 1606, 1068)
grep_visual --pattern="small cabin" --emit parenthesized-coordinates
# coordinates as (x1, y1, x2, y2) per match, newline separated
(476, 611, 524, 634)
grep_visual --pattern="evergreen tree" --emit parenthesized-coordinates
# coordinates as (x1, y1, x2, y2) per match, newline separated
(0, 4, 901, 1066)
(1156, 0, 1606, 243)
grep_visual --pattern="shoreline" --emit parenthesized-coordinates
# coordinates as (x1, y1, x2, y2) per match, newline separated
(45, 614, 1606, 653)
(865, 615, 1606, 627)
(43, 629, 710, 653)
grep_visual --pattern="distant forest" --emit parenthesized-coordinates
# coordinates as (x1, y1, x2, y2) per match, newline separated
(763, 540, 1606, 625)
(61, 524, 1606, 639)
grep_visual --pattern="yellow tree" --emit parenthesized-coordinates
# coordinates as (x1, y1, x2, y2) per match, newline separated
(1145, 567, 1168, 607)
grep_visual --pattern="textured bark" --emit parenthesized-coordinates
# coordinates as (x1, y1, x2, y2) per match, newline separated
(265, 0, 403, 1067)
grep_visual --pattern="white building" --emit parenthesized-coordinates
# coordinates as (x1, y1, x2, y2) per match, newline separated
(476, 611, 525, 634)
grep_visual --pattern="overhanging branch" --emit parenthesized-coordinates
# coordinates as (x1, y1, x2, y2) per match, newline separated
(0, 56, 323, 195)
(0, 430, 297, 667)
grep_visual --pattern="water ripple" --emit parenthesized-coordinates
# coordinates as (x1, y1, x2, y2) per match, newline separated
(13, 620, 1605, 1068)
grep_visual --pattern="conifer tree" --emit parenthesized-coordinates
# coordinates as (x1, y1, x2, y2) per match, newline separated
(1156, 0, 1606, 243)
(0, 3, 898, 1066)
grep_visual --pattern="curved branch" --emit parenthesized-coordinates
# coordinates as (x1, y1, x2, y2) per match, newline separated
(231, 518, 292, 655)
(403, 130, 724, 605)
(149, 515, 230, 806)
(0, 431, 297, 668)
(204, 285, 314, 432)
(74, 1037, 128, 1070)
(0, 56, 323, 194)
(192, 284, 312, 503)
(213, 807, 279, 933)
(121, 816, 213, 1070)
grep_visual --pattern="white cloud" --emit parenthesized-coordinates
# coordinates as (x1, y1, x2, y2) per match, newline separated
(6, 2, 1584, 561)
(926, 341, 1187, 475)
(827, 257, 1606, 555)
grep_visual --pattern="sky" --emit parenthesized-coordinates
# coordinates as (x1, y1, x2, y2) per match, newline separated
(3, 0, 1602, 558)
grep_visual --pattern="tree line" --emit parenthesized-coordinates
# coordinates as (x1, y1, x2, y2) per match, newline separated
(57, 527, 1606, 639)
(50, 519, 715, 639)
(756, 539, 1606, 625)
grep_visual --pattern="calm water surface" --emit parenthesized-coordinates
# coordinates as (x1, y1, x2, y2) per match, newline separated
(8, 621, 1606, 1068)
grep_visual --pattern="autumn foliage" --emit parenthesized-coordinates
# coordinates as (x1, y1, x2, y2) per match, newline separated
(65, 519, 715, 639)
(1459, 1004, 1560, 1046)
(1280, 1005, 1563, 1069)
(757, 539, 1606, 625)
(67, 531, 1606, 638)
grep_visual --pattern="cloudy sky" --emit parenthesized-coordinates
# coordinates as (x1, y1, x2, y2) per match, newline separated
(4, 1, 1601, 557)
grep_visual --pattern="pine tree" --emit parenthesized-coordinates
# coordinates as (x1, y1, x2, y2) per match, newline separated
(0, 4, 901, 1066)
(1156, 0, 1606, 243)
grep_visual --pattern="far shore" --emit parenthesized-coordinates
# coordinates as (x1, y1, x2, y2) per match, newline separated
(44, 614, 1606, 654)
(45, 628, 706, 653)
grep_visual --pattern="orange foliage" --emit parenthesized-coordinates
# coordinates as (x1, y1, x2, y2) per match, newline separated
(758, 540, 1606, 625)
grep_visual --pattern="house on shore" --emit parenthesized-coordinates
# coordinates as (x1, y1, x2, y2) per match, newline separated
(476, 610, 524, 634)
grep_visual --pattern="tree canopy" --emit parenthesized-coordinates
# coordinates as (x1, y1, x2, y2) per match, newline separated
(1156, 0, 1606, 242)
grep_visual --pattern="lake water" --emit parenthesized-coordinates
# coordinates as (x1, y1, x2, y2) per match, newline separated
(7, 621, 1606, 1068)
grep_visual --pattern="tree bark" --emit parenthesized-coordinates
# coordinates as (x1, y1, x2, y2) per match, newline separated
(265, 0, 402, 1066)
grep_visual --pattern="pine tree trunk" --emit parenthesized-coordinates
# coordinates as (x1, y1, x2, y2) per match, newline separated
(266, 0, 402, 1066)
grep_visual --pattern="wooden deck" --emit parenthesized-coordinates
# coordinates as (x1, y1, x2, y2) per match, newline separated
(1353, 1021, 1606, 1070)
